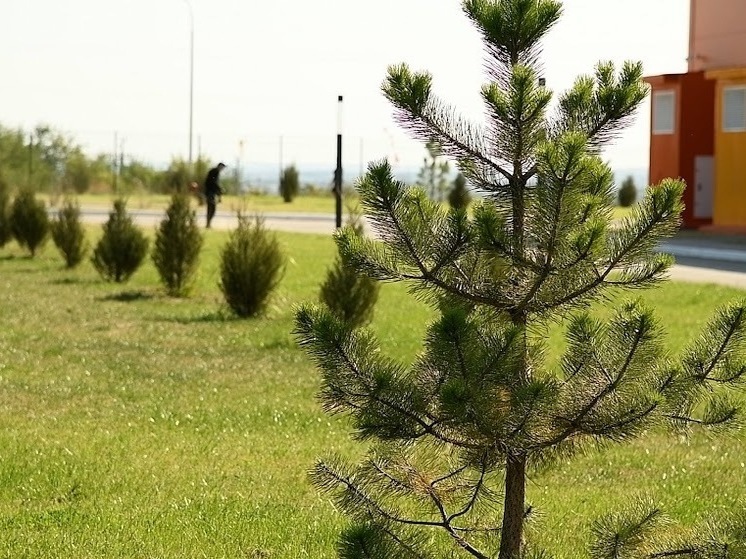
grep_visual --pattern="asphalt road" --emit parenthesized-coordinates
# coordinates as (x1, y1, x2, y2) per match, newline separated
(77, 207, 746, 289)
(80, 206, 338, 235)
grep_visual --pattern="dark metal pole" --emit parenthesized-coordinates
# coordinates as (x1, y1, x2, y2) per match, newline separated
(27, 132, 33, 186)
(335, 95, 343, 229)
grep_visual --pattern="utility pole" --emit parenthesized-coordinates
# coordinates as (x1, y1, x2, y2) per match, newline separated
(335, 95, 343, 229)
(184, 0, 194, 168)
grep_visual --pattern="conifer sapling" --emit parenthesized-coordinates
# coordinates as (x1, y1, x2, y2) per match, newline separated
(0, 176, 12, 248)
(10, 188, 49, 257)
(319, 205, 380, 328)
(51, 197, 88, 268)
(295, 1, 746, 557)
(152, 193, 203, 296)
(220, 214, 285, 317)
(92, 199, 149, 283)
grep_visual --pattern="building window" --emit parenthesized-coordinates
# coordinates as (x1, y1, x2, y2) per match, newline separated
(652, 90, 675, 135)
(723, 86, 746, 132)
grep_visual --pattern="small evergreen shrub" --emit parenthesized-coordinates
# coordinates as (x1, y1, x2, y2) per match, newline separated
(0, 177, 12, 248)
(447, 172, 471, 210)
(51, 198, 88, 268)
(319, 210, 379, 327)
(618, 175, 637, 207)
(10, 188, 49, 257)
(219, 214, 284, 317)
(152, 193, 203, 296)
(92, 199, 149, 283)
(279, 165, 300, 203)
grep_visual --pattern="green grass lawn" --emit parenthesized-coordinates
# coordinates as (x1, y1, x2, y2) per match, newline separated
(0, 229, 744, 557)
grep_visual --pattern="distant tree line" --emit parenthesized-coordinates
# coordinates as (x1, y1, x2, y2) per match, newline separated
(0, 123, 222, 196)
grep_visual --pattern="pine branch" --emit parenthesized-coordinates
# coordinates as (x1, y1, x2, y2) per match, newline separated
(515, 133, 587, 314)
(422, 460, 492, 559)
(378, 526, 432, 559)
(663, 303, 746, 430)
(317, 459, 492, 559)
(384, 64, 513, 183)
(352, 162, 516, 310)
(547, 179, 683, 311)
(579, 400, 659, 440)
(590, 496, 666, 559)
(314, 461, 443, 529)
(370, 460, 419, 497)
(431, 464, 470, 487)
(507, 380, 554, 440)
(691, 306, 746, 383)
(553, 60, 649, 150)
(297, 305, 488, 449)
(535, 307, 657, 450)
(463, 0, 563, 79)
(447, 453, 489, 524)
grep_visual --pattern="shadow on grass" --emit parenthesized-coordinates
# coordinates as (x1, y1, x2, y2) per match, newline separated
(99, 290, 155, 303)
(0, 254, 49, 271)
(50, 276, 97, 286)
(158, 309, 241, 324)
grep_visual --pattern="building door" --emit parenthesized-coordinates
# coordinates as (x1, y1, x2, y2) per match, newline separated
(693, 155, 714, 219)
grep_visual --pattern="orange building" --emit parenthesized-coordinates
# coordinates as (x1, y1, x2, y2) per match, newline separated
(646, 0, 746, 229)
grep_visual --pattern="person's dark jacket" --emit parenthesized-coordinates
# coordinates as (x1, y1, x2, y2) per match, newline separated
(204, 167, 223, 198)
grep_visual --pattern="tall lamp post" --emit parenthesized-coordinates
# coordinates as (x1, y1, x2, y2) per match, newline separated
(334, 95, 343, 229)
(183, 0, 194, 168)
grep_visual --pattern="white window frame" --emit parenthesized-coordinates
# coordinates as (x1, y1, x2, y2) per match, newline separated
(652, 90, 676, 135)
(723, 86, 746, 133)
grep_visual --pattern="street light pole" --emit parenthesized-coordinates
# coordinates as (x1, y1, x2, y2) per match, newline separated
(335, 95, 343, 229)
(183, 0, 194, 168)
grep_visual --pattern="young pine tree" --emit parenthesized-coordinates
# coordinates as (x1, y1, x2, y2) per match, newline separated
(279, 165, 300, 203)
(319, 207, 380, 328)
(0, 176, 12, 248)
(10, 188, 49, 257)
(152, 193, 203, 296)
(448, 171, 472, 210)
(92, 199, 149, 283)
(417, 139, 450, 201)
(51, 197, 88, 268)
(295, 1, 746, 557)
(618, 175, 638, 207)
(219, 214, 285, 317)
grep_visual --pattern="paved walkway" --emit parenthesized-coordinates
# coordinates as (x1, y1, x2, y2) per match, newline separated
(660, 231, 746, 289)
(661, 230, 746, 263)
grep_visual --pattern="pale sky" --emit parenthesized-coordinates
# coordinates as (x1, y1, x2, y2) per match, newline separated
(2, 0, 690, 174)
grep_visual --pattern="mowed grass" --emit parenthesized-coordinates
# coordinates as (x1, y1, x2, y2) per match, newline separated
(0, 228, 744, 558)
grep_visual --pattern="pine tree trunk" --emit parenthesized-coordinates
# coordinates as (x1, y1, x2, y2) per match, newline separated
(499, 454, 526, 559)
(498, 168, 528, 558)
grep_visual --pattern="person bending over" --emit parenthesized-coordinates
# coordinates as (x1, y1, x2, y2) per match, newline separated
(203, 162, 226, 228)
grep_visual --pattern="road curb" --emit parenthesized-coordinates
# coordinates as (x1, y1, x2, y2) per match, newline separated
(659, 242, 746, 263)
